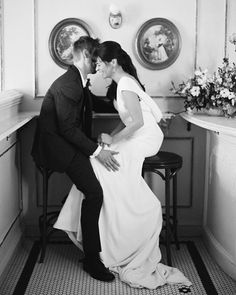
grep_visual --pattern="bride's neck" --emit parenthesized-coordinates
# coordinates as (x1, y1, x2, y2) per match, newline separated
(112, 67, 128, 84)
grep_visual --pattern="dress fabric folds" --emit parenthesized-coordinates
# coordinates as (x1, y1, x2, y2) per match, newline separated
(54, 76, 191, 289)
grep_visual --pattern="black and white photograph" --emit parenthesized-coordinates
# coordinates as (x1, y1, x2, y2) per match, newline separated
(0, 0, 236, 295)
(49, 18, 92, 69)
(135, 18, 181, 70)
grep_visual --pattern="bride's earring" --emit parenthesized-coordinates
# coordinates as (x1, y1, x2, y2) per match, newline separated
(111, 59, 118, 74)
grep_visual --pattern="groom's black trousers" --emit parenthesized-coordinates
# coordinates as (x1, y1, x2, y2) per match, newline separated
(65, 151, 103, 255)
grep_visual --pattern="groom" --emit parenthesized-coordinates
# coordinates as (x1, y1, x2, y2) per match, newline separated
(32, 36, 119, 282)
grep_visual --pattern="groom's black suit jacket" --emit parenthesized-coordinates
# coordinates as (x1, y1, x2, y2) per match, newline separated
(32, 65, 115, 172)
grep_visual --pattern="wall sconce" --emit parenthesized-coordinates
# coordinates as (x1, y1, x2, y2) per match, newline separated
(109, 4, 122, 29)
(229, 33, 236, 51)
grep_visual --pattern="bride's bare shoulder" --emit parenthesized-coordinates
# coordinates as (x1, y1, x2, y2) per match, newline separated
(118, 75, 139, 88)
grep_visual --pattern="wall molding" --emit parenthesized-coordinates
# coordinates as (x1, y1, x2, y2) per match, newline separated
(162, 136, 194, 208)
(224, 0, 228, 57)
(0, 0, 4, 91)
(33, 0, 39, 98)
(194, 0, 199, 70)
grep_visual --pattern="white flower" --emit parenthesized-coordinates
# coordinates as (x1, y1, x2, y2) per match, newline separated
(195, 69, 208, 77)
(190, 86, 200, 96)
(196, 78, 203, 85)
(186, 82, 191, 89)
(186, 81, 191, 89)
(216, 77, 222, 84)
(220, 88, 230, 98)
(229, 33, 236, 44)
(197, 76, 207, 86)
(181, 82, 191, 93)
(228, 92, 235, 100)
(194, 70, 203, 77)
(208, 76, 214, 83)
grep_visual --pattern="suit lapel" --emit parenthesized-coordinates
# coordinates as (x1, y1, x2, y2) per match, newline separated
(83, 80, 93, 137)
(68, 66, 93, 138)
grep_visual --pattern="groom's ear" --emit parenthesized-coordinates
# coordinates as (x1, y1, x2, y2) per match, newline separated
(111, 58, 118, 66)
(83, 49, 90, 59)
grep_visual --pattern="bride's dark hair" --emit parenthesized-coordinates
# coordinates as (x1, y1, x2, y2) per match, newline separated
(95, 41, 145, 100)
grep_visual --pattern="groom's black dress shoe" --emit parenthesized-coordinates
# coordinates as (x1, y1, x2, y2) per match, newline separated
(83, 256, 115, 282)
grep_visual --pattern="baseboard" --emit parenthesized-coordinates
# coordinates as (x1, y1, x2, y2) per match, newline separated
(203, 226, 236, 280)
(0, 219, 23, 277)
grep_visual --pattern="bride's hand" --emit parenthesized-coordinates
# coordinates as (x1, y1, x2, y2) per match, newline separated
(100, 133, 113, 146)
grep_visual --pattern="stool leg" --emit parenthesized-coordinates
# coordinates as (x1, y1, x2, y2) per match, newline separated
(173, 173, 180, 250)
(39, 169, 48, 263)
(165, 169, 172, 266)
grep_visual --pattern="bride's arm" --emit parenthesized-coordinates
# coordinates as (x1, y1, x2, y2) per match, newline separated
(98, 121, 125, 145)
(107, 90, 144, 144)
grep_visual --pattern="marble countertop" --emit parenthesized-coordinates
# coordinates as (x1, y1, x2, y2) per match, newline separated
(181, 112, 236, 137)
(0, 111, 38, 142)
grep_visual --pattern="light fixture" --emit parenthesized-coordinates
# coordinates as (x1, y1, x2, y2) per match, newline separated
(229, 33, 236, 51)
(109, 4, 122, 29)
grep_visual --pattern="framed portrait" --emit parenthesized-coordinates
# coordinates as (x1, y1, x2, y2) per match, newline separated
(135, 18, 181, 70)
(49, 18, 92, 69)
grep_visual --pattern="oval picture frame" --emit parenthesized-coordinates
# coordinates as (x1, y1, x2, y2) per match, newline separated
(49, 18, 92, 69)
(135, 18, 182, 70)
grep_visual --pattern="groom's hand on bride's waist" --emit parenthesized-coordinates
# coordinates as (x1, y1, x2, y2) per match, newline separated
(96, 149, 120, 171)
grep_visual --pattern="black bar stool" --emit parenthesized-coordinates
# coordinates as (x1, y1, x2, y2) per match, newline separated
(36, 165, 60, 263)
(142, 151, 182, 266)
(31, 118, 61, 263)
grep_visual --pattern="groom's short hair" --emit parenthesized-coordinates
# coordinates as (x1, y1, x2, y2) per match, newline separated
(73, 36, 100, 57)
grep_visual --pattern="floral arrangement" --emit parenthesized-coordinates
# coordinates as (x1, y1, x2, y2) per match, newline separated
(171, 58, 236, 117)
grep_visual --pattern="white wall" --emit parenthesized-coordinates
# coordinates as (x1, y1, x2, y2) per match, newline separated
(2, 0, 235, 112)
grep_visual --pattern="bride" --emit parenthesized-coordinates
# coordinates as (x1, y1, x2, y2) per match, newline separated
(54, 41, 191, 289)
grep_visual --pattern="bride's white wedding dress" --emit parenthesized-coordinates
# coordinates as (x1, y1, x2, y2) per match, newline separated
(54, 76, 191, 289)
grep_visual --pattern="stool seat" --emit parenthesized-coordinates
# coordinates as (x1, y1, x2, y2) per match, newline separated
(144, 151, 182, 169)
(142, 151, 182, 266)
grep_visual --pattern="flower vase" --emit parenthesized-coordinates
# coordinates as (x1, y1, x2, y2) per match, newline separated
(186, 108, 199, 115)
(203, 108, 223, 116)
(186, 109, 194, 115)
(186, 108, 205, 115)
